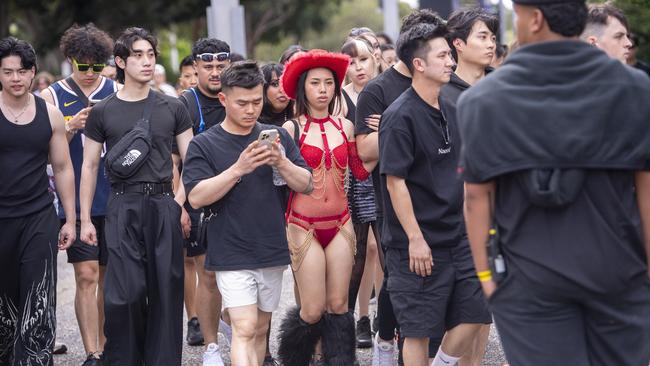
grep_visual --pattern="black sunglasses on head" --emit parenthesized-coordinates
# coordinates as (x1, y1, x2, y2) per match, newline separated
(195, 52, 230, 62)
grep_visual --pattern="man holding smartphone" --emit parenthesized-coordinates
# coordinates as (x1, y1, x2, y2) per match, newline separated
(183, 60, 312, 366)
(41, 23, 118, 365)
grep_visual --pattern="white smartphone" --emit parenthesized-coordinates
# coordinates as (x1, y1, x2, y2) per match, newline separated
(258, 129, 279, 149)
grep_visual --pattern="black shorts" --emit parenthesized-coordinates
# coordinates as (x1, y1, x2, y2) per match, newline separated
(386, 240, 491, 339)
(490, 266, 650, 366)
(63, 217, 108, 266)
(184, 209, 206, 257)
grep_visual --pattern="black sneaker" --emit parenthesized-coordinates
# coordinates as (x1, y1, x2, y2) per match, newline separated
(356, 316, 372, 348)
(53, 342, 67, 355)
(186, 317, 204, 346)
(262, 355, 279, 366)
(81, 354, 101, 366)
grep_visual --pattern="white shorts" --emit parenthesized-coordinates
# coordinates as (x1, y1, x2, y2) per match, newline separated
(216, 266, 286, 312)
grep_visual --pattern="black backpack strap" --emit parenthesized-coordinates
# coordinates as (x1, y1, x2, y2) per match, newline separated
(65, 77, 90, 107)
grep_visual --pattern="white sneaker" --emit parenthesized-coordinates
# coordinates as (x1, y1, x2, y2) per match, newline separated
(372, 333, 395, 366)
(218, 318, 232, 347)
(203, 343, 225, 366)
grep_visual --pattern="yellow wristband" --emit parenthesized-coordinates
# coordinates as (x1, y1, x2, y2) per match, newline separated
(477, 270, 492, 282)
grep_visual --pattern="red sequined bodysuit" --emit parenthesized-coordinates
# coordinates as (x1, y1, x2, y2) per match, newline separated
(287, 114, 369, 270)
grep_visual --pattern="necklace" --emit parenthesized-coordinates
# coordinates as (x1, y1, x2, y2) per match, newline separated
(1, 93, 31, 123)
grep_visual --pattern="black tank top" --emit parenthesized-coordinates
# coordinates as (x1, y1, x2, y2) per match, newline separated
(0, 96, 54, 218)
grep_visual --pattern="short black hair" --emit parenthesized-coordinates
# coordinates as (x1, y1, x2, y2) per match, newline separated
(538, 2, 588, 37)
(295, 68, 341, 117)
(377, 32, 394, 45)
(446, 8, 499, 61)
(191, 38, 230, 60)
(495, 43, 508, 59)
(230, 52, 245, 62)
(0, 37, 37, 90)
(60, 23, 113, 64)
(400, 9, 445, 34)
(220, 60, 264, 92)
(397, 22, 449, 73)
(114, 27, 159, 84)
(380, 43, 395, 52)
(587, 3, 628, 31)
(279, 45, 308, 65)
(179, 55, 194, 72)
(260, 62, 295, 120)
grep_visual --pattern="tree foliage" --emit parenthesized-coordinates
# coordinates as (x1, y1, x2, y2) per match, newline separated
(242, 0, 342, 57)
(254, 0, 412, 62)
(1, 0, 208, 54)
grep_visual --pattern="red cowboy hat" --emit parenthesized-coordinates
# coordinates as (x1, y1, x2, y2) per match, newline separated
(281, 49, 350, 100)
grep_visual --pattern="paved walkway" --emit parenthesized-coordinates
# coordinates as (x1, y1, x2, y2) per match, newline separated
(53, 253, 507, 365)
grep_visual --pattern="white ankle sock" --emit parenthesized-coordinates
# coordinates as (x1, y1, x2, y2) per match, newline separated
(431, 349, 460, 366)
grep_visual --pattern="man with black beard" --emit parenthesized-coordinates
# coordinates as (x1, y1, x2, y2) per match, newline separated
(177, 37, 230, 365)
(459, 1, 650, 365)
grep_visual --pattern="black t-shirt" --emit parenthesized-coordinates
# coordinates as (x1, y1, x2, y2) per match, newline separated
(354, 66, 412, 218)
(379, 87, 463, 249)
(179, 87, 226, 134)
(488, 170, 648, 295)
(85, 90, 192, 184)
(182, 122, 310, 271)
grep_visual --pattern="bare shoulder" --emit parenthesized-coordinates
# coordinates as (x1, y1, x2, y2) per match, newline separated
(339, 116, 355, 138)
(40, 87, 55, 105)
(44, 99, 65, 130)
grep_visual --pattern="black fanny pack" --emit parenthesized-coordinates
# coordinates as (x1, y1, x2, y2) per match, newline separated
(105, 91, 155, 179)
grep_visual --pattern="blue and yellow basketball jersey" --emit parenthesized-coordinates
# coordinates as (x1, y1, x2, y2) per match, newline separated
(48, 76, 117, 218)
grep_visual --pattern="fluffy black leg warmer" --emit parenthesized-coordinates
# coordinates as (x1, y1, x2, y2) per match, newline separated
(322, 312, 357, 365)
(277, 307, 323, 366)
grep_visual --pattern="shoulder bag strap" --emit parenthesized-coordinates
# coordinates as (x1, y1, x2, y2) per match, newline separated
(65, 77, 90, 107)
(141, 90, 156, 134)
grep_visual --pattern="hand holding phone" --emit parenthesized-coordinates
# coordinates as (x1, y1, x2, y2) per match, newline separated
(258, 129, 279, 149)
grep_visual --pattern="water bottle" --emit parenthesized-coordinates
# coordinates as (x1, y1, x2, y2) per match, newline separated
(272, 143, 287, 186)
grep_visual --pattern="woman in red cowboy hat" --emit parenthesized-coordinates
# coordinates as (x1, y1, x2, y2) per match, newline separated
(277, 49, 372, 366)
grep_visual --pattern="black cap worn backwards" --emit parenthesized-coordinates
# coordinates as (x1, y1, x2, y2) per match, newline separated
(513, 0, 585, 4)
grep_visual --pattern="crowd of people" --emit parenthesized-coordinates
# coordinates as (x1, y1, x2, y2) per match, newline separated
(1, 0, 650, 365)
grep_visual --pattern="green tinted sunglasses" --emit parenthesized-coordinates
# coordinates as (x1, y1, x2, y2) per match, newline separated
(72, 58, 106, 73)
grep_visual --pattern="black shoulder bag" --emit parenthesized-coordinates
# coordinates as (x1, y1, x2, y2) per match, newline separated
(105, 91, 155, 179)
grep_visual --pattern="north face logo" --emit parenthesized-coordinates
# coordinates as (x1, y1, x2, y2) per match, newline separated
(122, 149, 142, 166)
